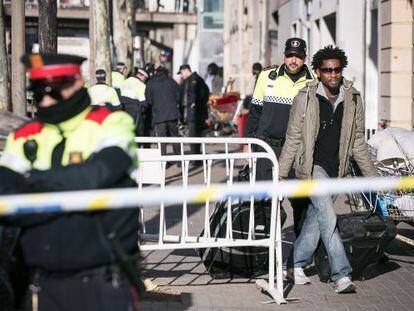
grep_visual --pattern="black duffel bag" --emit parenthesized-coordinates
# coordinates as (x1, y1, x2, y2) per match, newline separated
(314, 211, 397, 282)
(198, 200, 286, 279)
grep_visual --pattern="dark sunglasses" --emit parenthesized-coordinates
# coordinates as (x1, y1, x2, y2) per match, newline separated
(319, 67, 343, 74)
(31, 85, 63, 102)
(29, 76, 76, 102)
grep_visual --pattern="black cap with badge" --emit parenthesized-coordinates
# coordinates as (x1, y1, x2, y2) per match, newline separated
(284, 37, 307, 57)
(177, 64, 191, 75)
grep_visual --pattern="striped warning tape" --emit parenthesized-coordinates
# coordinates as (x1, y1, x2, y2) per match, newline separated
(0, 176, 413, 216)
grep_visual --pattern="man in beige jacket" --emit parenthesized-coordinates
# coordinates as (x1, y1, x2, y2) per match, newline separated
(279, 45, 376, 293)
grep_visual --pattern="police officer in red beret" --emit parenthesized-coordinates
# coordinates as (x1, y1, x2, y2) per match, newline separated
(0, 53, 141, 310)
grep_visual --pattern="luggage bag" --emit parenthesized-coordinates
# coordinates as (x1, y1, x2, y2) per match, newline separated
(198, 200, 286, 278)
(314, 211, 397, 282)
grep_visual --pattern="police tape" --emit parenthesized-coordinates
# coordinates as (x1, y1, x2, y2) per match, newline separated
(0, 176, 413, 216)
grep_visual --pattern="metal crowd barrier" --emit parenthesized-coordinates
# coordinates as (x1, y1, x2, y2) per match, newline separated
(1, 137, 414, 305)
(134, 137, 286, 305)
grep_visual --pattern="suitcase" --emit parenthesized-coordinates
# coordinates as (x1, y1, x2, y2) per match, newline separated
(314, 211, 397, 282)
(198, 200, 286, 279)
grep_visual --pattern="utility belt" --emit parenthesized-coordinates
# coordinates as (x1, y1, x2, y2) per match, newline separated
(29, 263, 133, 311)
(257, 135, 285, 148)
(33, 263, 125, 281)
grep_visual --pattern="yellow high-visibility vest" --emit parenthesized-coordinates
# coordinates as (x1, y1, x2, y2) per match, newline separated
(0, 107, 138, 174)
(120, 77, 146, 101)
(88, 83, 121, 107)
(111, 71, 125, 89)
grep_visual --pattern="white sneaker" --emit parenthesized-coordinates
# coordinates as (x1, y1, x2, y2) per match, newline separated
(293, 267, 311, 285)
(334, 276, 356, 293)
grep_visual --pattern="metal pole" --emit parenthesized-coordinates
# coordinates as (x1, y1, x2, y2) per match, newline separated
(11, 0, 26, 116)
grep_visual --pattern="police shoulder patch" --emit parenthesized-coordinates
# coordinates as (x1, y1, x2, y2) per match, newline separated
(13, 121, 44, 140)
(86, 106, 112, 125)
(263, 64, 279, 71)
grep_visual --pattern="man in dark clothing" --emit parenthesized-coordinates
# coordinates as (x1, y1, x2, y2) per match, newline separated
(145, 66, 181, 155)
(178, 64, 209, 156)
(0, 53, 141, 311)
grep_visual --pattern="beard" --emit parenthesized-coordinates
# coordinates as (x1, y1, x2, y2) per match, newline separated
(286, 64, 301, 74)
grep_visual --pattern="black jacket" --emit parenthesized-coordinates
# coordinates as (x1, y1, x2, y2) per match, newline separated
(0, 147, 138, 273)
(0, 105, 139, 273)
(182, 72, 209, 123)
(145, 71, 181, 124)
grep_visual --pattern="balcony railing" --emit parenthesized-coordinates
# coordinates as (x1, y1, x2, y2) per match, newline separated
(4, 0, 197, 13)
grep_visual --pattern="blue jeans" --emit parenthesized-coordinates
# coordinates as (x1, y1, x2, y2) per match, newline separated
(293, 165, 352, 282)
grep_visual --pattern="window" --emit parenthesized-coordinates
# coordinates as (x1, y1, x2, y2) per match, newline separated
(202, 0, 223, 29)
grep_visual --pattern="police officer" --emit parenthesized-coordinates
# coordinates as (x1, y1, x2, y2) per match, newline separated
(88, 69, 122, 109)
(0, 53, 140, 311)
(178, 64, 209, 158)
(245, 38, 316, 237)
(145, 66, 181, 155)
(111, 62, 126, 98)
(120, 68, 148, 136)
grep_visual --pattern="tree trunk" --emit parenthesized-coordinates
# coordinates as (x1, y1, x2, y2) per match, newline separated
(93, 0, 111, 84)
(113, 0, 127, 66)
(125, 0, 136, 74)
(0, 0, 10, 111)
(38, 0, 57, 53)
(89, 1, 96, 85)
(11, 0, 26, 116)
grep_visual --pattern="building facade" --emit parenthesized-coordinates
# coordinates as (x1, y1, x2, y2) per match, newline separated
(223, 0, 279, 96)
(223, 0, 413, 131)
(4, 0, 198, 81)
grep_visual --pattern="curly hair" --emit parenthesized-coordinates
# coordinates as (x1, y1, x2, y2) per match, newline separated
(311, 45, 348, 70)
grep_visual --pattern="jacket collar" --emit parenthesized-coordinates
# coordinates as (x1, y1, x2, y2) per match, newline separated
(316, 82, 345, 109)
(278, 64, 315, 80)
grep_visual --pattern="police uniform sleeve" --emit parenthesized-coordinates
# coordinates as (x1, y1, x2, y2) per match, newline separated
(186, 77, 197, 105)
(0, 132, 32, 175)
(0, 133, 56, 225)
(109, 87, 121, 109)
(26, 112, 137, 192)
(0, 166, 26, 194)
(144, 83, 153, 107)
(245, 70, 266, 137)
(174, 81, 182, 119)
(136, 83, 147, 107)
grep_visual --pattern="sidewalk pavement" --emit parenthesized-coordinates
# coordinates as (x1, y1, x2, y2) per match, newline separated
(139, 153, 414, 311)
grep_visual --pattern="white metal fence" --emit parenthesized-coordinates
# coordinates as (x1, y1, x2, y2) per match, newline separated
(2, 137, 414, 305)
(0, 173, 413, 304)
(135, 137, 286, 304)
